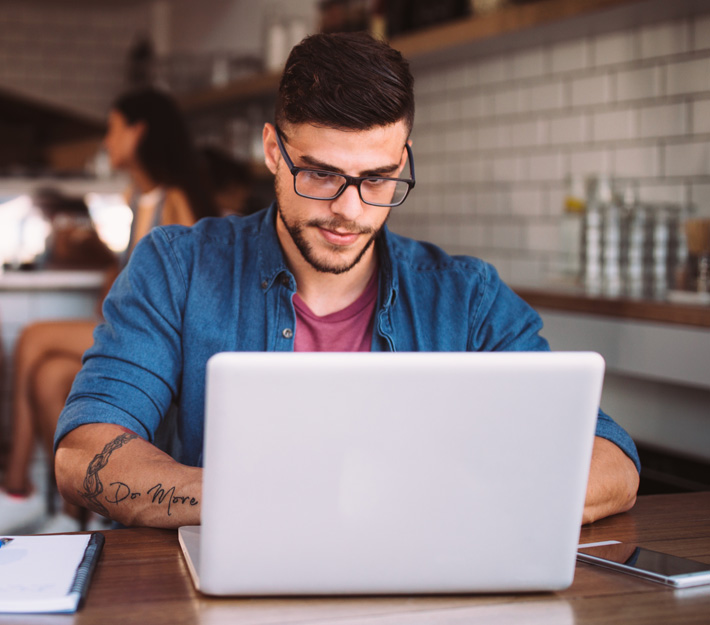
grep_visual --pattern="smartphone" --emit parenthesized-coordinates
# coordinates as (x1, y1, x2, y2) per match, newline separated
(577, 542, 710, 588)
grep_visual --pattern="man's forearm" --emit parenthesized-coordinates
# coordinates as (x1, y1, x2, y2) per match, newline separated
(55, 423, 202, 528)
(582, 436, 639, 525)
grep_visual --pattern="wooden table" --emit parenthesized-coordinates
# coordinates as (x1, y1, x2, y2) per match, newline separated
(3, 492, 709, 624)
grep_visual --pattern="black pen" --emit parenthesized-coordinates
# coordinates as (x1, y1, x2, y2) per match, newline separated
(0, 537, 13, 549)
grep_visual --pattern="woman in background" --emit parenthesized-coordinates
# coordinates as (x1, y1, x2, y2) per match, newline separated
(0, 87, 217, 534)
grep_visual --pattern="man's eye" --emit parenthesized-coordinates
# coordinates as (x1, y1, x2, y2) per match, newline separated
(302, 170, 332, 180)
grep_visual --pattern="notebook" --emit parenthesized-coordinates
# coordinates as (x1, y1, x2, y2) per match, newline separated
(179, 351, 604, 595)
(0, 533, 104, 613)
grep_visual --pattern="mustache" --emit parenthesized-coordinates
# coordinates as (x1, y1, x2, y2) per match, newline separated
(306, 217, 375, 235)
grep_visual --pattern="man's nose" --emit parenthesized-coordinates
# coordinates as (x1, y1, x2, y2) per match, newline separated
(330, 183, 364, 221)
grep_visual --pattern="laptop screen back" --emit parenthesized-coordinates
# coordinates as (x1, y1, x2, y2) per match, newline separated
(188, 351, 603, 595)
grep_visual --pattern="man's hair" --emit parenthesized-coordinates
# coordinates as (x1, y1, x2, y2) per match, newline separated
(275, 32, 414, 135)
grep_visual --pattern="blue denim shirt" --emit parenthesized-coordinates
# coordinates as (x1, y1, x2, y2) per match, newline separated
(56, 204, 640, 471)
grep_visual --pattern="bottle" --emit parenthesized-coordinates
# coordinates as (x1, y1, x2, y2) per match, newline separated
(582, 175, 609, 293)
(560, 175, 585, 282)
(670, 204, 690, 291)
(619, 184, 644, 297)
(369, 0, 387, 41)
(602, 194, 622, 295)
(652, 205, 670, 297)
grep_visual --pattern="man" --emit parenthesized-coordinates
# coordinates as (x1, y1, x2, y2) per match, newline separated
(55, 32, 639, 530)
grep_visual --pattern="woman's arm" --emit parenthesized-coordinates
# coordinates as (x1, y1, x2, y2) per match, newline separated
(162, 188, 197, 227)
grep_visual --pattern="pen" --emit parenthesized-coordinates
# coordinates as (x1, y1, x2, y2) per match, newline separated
(0, 537, 14, 549)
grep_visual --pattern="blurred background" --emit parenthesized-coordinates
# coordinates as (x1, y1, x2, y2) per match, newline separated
(1, 0, 709, 509)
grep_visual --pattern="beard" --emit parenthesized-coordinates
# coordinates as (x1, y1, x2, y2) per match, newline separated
(275, 175, 389, 275)
(277, 204, 382, 275)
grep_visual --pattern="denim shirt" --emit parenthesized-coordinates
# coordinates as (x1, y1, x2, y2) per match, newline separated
(56, 204, 640, 471)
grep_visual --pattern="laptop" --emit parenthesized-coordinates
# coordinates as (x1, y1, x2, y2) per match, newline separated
(179, 351, 604, 595)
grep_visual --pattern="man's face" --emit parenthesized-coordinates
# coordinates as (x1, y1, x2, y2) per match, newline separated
(264, 121, 410, 276)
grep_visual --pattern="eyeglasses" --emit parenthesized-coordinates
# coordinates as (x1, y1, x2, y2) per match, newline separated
(274, 126, 415, 207)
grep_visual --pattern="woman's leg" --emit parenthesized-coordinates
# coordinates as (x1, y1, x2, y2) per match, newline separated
(31, 353, 86, 521)
(2, 320, 95, 494)
(32, 354, 84, 462)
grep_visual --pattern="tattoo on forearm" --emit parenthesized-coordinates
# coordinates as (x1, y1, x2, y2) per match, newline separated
(105, 481, 199, 517)
(79, 433, 137, 516)
(78, 432, 199, 519)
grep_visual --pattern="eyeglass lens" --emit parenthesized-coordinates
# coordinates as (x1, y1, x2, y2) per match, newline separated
(295, 171, 410, 206)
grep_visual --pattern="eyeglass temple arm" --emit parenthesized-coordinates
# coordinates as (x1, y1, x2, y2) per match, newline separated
(406, 143, 416, 186)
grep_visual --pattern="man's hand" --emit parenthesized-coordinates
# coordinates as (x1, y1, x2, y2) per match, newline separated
(583, 436, 639, 525)
(55, 423, 202, 528)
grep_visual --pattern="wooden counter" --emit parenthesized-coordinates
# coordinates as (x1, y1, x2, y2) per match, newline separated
(515, 285, 710, 329)
(512, 283, 710, 462)
(0, 269, 104, 292)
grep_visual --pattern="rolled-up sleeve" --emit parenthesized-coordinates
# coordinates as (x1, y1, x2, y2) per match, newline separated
(55, 226, 189, 449)
(595, 408, 641, 472)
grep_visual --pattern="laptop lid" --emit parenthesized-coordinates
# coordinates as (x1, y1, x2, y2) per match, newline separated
(180, 351, 603, 595)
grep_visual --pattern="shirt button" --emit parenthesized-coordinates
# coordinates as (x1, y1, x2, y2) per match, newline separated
(281, 275, 290, 287)
(261, 280, 268, 290)
(282, 328, 293, 339)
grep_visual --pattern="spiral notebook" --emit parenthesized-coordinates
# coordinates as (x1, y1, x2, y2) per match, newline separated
(0, 533, 104, 613)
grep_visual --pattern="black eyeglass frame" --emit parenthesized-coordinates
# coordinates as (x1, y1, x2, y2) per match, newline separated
(274, 126, 416, 207)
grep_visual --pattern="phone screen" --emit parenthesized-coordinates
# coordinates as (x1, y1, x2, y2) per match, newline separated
(578, 543, 710, 587)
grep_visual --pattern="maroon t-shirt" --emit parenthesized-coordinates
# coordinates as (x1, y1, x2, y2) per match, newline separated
(293, 272, 378, 352)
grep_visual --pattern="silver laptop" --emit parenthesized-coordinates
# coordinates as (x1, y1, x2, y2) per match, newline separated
(179, 351, 604, 595)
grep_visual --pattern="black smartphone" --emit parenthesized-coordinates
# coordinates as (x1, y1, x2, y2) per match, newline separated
(578, 542, 710, 588)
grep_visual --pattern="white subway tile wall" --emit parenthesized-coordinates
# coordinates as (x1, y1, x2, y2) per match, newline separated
(593, 31, 638, 66)
(615, 66, 663, 102)
(638, 21, 690, 59)
(693, 99, 710, 134)
(667, 57, 710, 96)
(638, 102, 687, 138)
(0, 2, 150, 117)
(394, 10, 710, 286)
(695, 13, 710, 49)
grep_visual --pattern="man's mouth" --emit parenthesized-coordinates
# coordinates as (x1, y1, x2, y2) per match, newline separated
(309, 219, 372, 247)
(318, 227, 361, 246)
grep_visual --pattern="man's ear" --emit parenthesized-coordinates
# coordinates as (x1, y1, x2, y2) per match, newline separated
(263, 123, 280, 175)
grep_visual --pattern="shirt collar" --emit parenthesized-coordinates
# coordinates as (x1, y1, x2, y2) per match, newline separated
(375, 224, 397, 309)
(257, 203, 292, 291)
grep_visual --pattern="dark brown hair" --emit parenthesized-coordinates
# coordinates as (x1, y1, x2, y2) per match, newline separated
(112, 87, 218, 220)
(275, 32, 414, 135)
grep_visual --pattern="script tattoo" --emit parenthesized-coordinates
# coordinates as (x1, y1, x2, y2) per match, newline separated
(105, 481, 198, 517)
(146, 484, 199, 516)
(79, 433, 138, 517)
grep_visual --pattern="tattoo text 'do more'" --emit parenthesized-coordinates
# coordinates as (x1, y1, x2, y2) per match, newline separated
(105, 481, 199, 517)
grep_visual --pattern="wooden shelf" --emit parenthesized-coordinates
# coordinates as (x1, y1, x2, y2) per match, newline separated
(515, 286, 710, 328)
(180, 0, 645, 114)
(392, 0, 646, 59)
(181, 70, 281, 114)
(0, 84, 104, 170)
